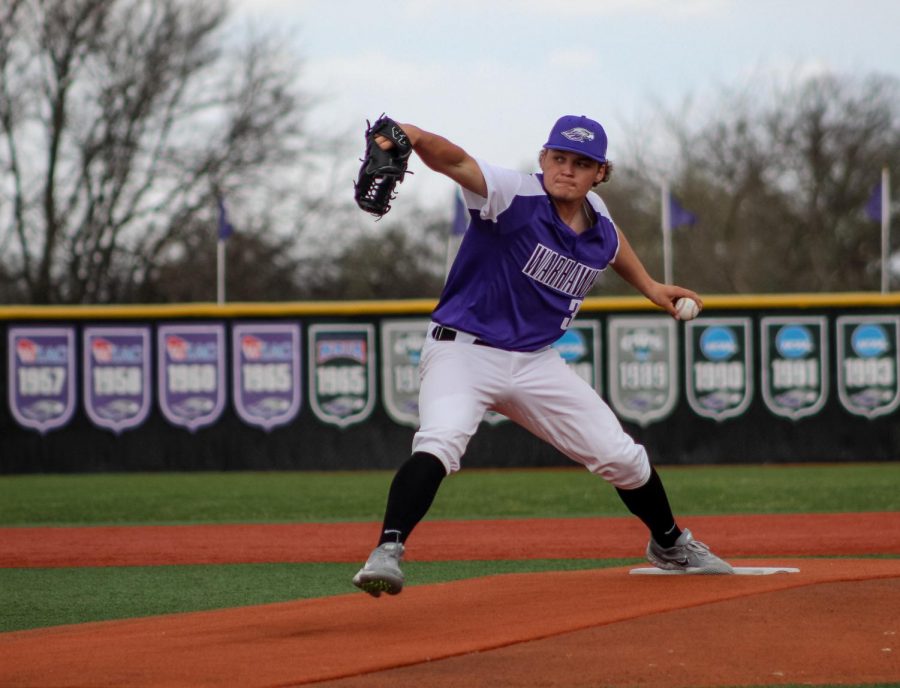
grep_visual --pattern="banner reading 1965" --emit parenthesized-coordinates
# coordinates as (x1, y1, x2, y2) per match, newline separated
(233, 322, 302, 431)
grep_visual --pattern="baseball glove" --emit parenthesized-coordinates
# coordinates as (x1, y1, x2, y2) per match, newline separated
(354, 115, 412, 217)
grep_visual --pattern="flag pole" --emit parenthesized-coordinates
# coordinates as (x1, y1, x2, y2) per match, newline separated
(881, 166, 891, 294)
(217, 239, 226, 304)
(661, 182, 673, 285)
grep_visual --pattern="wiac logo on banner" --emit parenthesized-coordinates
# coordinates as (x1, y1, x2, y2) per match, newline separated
(157, 323, 226, 432)
(309, 323, 375, 428)
(836, 315, 900, 418)
(685, 318, 753, 421)
(8, 326, 76, 434)
(83, 326, 152, 434)
(381, 320, 430, 427)
(232, 322, 302, 431)
(608, 317, 677, 427)
(760, 317, 828, 420)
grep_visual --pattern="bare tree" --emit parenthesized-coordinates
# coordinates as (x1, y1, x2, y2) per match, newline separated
(0, 0, 311, 303)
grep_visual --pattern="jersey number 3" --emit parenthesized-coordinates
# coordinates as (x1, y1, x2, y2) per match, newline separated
(561, 299, 583, 330)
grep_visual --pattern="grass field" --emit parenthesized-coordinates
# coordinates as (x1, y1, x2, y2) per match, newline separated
(2, 463, 898, 638)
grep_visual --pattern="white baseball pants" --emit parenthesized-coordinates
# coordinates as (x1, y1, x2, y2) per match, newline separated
(412, 324, 652, 489)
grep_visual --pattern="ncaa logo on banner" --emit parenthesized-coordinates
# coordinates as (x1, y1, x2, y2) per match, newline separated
(232, 322, 302, 431)
(157, 323, 226, 432)
(608, 317, 677, 427)
(83, 326, 152, 434)
(309, 324, 375, 428)
(836, 315, 900, 418)
(381, 319, 430, 427)
(8, 326, 77, 434)
(760, 317, 828, 420)
(552, 320, 602, 395)
(685, 318, 753, 421)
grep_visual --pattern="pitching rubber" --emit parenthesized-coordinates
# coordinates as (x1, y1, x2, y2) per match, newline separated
(630, 566, 800, 576)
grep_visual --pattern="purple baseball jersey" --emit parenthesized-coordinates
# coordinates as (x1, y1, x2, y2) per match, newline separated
(432, 160, 620, 351)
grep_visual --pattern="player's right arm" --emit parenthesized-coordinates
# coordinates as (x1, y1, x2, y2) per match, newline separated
(377, 124, 488, 197)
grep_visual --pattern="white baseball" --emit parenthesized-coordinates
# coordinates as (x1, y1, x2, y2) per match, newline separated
(675, 297, 700, 321)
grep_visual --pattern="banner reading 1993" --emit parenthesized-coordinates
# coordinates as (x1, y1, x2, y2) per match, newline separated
(836, 315, 900, 418)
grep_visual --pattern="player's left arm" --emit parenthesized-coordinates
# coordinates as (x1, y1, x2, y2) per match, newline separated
(610, 226, 702, 318)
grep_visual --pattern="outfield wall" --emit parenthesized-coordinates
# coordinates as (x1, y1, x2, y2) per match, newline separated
(2, 293, 899, 473)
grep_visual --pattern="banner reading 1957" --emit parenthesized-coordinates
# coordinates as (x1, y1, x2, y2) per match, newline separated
(8, 326, 76, 434)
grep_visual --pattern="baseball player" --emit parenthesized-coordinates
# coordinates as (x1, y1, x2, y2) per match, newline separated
(353, 114, 733, 597)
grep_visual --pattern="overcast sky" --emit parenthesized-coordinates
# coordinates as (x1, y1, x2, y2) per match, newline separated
(230, 0, 900, 208)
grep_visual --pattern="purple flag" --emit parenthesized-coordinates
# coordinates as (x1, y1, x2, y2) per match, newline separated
(451, 191, 469, 236)
(217, 197, 235, 241)
(669, 195, 698, 229)
(866, 182, 882, 222)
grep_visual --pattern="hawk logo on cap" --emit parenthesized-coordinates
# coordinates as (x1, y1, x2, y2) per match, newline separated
(561, 127, 595, 143)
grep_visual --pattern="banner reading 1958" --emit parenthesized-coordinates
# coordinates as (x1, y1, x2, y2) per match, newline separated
(83, 326, 152, 434)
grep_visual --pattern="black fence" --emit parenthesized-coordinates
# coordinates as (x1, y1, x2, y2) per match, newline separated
(2, 294, 899, 473)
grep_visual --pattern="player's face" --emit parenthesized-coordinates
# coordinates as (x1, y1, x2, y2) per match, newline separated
(539, 150, 605, 202)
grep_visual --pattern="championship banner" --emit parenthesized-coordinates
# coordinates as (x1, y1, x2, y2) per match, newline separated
(157, 323, 226, 432)
(760, 317, 828, 420)
(83, 326, 152, 434)
(552, 320, 602, 394)
(232, 322, 301, 431)
(685, 318, 753, 421)
(836, 315, 900, 418)
(380, 319, 430, 427)
(608, 316, 677, 427)
(7, 326, 76, 434)
(309, 323, 375, 428)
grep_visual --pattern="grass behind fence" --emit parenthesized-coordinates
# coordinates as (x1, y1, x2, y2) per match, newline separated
(1, 464, 898, 635)
(1, 463, 898, 526)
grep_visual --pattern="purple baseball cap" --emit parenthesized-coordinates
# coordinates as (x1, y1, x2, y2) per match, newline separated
(544, 115, 608, 163)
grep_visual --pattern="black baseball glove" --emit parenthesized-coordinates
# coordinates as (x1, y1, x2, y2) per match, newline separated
(354, 115, 412, 217)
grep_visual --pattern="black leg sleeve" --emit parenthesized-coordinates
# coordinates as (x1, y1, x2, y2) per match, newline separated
(378, 451, 447, 545)
(615, 467, 682, 548)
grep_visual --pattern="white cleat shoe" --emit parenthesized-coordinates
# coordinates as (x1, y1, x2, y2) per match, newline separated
(352, 542, 405, 597)
(646, 528, 734, 574)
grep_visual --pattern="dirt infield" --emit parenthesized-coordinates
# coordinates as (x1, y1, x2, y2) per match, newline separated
(1, 513, 899, 687)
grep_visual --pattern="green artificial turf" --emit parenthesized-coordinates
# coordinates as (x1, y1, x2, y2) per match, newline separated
(0, 463, 897, 526)
(0, 558, 636, 632)
(1, 464, 897, 639)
